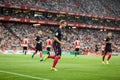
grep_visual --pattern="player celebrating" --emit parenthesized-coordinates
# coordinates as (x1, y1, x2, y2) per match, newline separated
(102, 32, 119, 64)
(46, 37, 52, 55)
(22, 36, 28, 55)
(32, 31, 43, 61)
(74, 38, 80, 56)
(42, 20, 67, 71)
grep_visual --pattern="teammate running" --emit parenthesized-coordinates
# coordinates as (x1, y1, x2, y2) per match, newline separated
(32, 31, 43, 61)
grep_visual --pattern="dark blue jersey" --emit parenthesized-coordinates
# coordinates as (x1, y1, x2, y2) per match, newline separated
(35, 36, 42, 44)
(105, 37, 112, 49)
(53, 28, 63, 55)
(104, 37, 112, 54)
(54, 28, 63, 42)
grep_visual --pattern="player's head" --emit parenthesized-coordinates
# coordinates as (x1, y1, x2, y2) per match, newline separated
(38, 31, 42, 36)
(95, 44, 97, 47)
(107, 32, 112, 38)
(60, 20, 67, 29)
(76, 38, 79, 40)
(48, 36, 50, 39)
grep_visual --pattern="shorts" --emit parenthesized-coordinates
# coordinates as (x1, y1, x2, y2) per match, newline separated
(75, 48, 79, 52)
(102, 50, 105, 55)
(35, 43, 42, 51)
(53, 42, 61, 56)
(95, 49, 99, 52)
(104, 47, 112, 55)
(47, 47, 51, 51)
(102, 50, 104, 53)
(23, 47, 27, 50)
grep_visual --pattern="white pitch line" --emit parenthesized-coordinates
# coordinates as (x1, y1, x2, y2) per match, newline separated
(0, 70, 49, 80)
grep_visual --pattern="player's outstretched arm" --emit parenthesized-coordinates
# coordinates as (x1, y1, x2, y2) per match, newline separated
(112, 42, 119, 49)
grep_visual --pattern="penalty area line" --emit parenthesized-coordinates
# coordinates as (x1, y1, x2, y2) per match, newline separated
(0, 70, 49, 80)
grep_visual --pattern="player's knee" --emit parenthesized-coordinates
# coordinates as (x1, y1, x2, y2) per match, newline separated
(107, 52, 111, 55)
(56, 55, 61, 59)
(109, 53, 112, 56)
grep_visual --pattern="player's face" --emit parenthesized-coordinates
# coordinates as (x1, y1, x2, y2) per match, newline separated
(108, 32, 112, 38)
(62, 22, 67, 28)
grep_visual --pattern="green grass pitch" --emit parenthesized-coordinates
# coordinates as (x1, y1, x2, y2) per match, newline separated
(0, 54, 120, 80)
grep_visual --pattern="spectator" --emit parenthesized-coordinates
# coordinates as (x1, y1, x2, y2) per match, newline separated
(0, 22, 120, 52)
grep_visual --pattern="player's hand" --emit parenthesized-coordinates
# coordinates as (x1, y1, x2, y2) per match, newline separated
(61, 42, 65, 45)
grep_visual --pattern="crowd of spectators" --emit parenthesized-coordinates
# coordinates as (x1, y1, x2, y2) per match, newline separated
(0, 22, 120, 53)
(0, 0, 119, 53)
(0, 7, 119, 28)
(1, 0, 120, 17)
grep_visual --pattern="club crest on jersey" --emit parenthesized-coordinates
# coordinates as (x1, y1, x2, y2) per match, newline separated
(56, 32, 58, 36)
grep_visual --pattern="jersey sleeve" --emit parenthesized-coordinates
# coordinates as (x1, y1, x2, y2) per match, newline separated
(35, 36, 37, 41)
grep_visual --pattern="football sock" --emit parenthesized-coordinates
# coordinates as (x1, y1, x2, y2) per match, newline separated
(102, 55, 105, 61)
(40, 52, 42, 59)
(107, 54, 111, 61)
(52, 56, 59, 68)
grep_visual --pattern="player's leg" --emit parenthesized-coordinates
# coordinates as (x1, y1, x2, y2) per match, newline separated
(42, 55, 55, 62)
(32, 44, 38, 58)
(39, 50, 43, 61)
(47, 48, 56, 59)
(24, 47, 27, 55)
(102, 55, 106, 64)
(43, 43, 56, 61)
(32, 50, 37, 58)
(49, 43, 58, 59)
(102, 51, 104, 55)
(106, 52, 111, 64)
(77, 49, 80, 55)
(47, 47, 50, 55)
(51, 45, 61, 71)
(75, 48, 78, 56)
(52, 55, 60, 67)
(102, 51, 106, 64)
(75, 52, 77, 56)
(75, 48, 79, 56)
(51, 55, 60, 71)
(25, 50, 26, 55)
(38, 42, 43, 61)
(23, 47, 25, 54)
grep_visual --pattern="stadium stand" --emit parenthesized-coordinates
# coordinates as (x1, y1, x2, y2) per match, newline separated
(0, 22, 120, 52)
(1, 0, 120, 17)
(0, 0, 120, 53)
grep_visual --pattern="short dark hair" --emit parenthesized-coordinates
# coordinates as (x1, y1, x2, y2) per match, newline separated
(60, 20, 66, 24)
